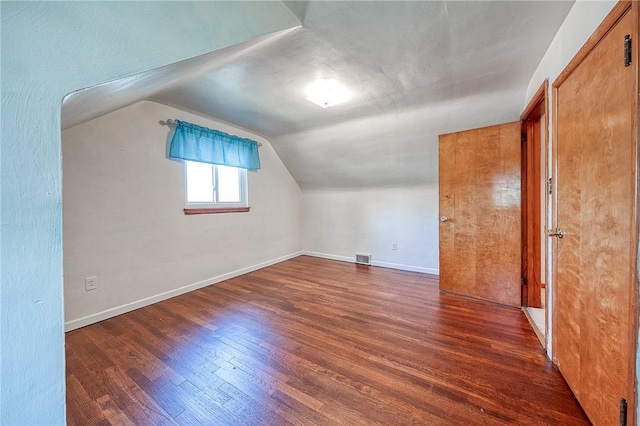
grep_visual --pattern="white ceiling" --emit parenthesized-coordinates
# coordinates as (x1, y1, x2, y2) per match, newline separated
(62, 1, 575, 189)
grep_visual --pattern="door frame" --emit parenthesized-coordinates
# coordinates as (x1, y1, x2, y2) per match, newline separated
(520, 79, 549, 306)
(520, 80, 549, 343)
(550, 1, 638, 422)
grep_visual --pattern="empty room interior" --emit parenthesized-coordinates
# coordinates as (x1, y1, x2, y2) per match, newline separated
(2, 1, 640, 425)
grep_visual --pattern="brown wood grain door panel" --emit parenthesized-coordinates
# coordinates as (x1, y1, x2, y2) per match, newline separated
(554, 5, 636, 425)
(439, 122, 522, 307)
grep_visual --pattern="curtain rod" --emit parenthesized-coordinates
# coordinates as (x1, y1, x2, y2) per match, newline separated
(160, 119, 262, 147)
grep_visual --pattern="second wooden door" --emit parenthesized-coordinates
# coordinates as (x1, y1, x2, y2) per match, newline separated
(439, 122, 522, 306)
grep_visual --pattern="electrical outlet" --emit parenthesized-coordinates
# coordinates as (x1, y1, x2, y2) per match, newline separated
(392, 242, 398, 250)
(85, 276, 98, 291)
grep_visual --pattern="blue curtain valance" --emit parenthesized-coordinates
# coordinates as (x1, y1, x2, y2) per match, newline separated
(169, 120, 261, 171)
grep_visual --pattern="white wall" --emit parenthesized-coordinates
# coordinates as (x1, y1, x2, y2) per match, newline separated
(526, 0, 617, 103)
(302, 185, 439, 275)
(1, 2, 299, 423)
(63, 101, 301, 329)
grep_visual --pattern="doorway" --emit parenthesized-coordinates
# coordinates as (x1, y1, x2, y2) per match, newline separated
(521, 80, 549, 346)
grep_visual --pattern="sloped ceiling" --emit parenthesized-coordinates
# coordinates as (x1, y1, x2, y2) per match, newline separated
(62, 1, 575, 189)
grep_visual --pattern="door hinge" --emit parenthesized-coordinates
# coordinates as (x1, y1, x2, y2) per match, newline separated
(547, 228, 564, 239)
(620, 398, 628, 426)
(521, 131, 527, 143)
(521, 277, 527, 287)
(624, 35, 631, 67)
(547, 178, 552, 195)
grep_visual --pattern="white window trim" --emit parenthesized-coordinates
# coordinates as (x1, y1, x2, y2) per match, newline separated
(184, 161, 248, 209)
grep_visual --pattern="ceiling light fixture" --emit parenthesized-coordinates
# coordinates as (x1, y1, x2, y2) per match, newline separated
(305, 78, 351, 108)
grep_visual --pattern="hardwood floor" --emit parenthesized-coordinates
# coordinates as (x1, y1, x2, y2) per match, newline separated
(66, 256, 589, 425)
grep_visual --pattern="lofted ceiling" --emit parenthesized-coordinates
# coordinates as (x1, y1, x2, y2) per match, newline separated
(62, 1, 575, 189)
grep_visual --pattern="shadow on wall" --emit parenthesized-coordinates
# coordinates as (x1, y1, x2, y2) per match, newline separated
(283, 0, 309, 22)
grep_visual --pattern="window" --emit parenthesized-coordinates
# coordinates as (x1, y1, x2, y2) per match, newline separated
(168, 119, 259, 214)
(185, 160, 248, 211)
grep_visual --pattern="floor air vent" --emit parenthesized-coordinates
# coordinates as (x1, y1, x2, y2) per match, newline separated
(355, 253, 371, 265)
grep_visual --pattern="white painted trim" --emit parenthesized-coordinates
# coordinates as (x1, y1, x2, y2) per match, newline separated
(302, 251, 439, 276)
(64, 251, 303, 332)
(371, 260, 439, 276)
(301, 251, 355, 263)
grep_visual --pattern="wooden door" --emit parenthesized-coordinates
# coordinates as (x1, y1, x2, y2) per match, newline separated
(553, 3, 636, 425)
(439, 122, 522, 307)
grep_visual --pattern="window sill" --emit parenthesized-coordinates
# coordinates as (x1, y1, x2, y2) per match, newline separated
(184, 207, 250, 215)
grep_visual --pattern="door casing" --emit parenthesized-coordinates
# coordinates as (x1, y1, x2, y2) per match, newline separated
(521, 80, 549, 310)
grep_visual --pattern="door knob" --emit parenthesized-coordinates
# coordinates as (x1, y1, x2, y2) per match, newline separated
(440, 216, 448, 223)
(547, 228, 564, 239)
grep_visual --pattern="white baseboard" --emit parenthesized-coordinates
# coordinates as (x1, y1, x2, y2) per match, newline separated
(65, 251, 303, 332)
(371, 260, 439, 275)
(301, 251, 355, 263)
(302, 251, 439, 276)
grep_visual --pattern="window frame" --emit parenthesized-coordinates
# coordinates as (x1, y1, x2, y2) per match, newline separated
(183, 160, 249, 214)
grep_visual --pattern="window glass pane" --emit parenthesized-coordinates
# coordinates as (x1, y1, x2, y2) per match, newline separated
(217, 165, 241, 203)
(186, 161, 214, 203)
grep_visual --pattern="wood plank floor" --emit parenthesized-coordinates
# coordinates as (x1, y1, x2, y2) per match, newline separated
(66, 256, 589, 425)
